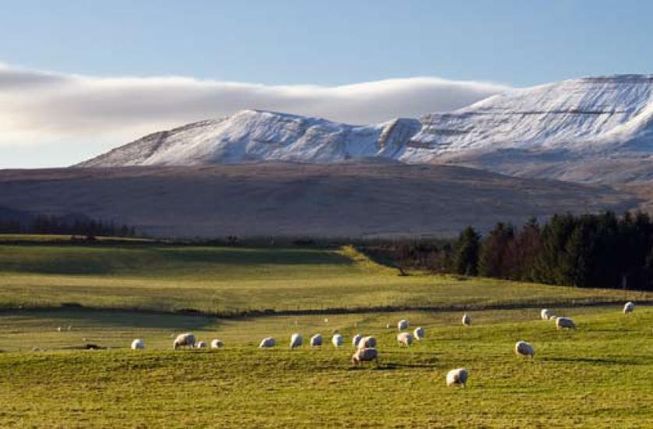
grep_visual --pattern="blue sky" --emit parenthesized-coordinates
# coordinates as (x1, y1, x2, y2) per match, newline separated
(1, 0, 651, 86)
(1, 0, 652, 167)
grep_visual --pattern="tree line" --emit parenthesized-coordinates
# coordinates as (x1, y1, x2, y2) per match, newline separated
(0, 214, 137, 238)
(379, 211, 653, 291)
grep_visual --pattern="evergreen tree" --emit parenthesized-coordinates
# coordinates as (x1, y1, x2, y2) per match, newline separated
(564, 222, 594, 287)
(532, 213, 576, 284)
(505, 217, 541, 281)
(478, 222, 514, 278)
(453, 226, 481, 276)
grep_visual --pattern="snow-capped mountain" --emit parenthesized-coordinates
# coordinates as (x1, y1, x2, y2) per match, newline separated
(410, 75, 653, 157)
(77, 110, 422, 167)
(77, 75, 653, 185)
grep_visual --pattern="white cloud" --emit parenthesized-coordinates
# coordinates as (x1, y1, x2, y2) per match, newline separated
(0, 63, 510, 167)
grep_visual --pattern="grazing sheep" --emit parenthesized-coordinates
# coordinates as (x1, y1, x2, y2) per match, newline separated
(414, 326, 425, 340)
(386, 323, 391, 329)
(397, 319, 409, 331)
(131, 339, 145, 350)
(462, 313, 471, 326)
(259, 337, 276, 348)
(173, 332, 197, 350)
(352, 334, 363, 348)
(515, 340, 535, 358)
(210, 339, 224, 349)
(324, 318, 329, 323)
(541, 309, 555, 320)
(358, 336, 377, 349)
(624, 302, 635, 314)
(332, 334, 344, 348)
(310, 334, 323, 347)
(196, 341, 207, 349)
(351, 347, 378, 366)
(56, 326, 62, 332)
(290, 333, 303, 349)
(556, 317, 576, 330)
(397, 332, 414, 347)
(446, 368, 468, 387)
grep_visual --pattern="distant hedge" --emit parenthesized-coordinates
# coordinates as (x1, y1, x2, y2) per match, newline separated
(0, 214, 137, 238)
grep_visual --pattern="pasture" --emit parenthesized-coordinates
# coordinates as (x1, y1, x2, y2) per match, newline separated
(0, 241, 644, 313)
(0, 238, 652, 427)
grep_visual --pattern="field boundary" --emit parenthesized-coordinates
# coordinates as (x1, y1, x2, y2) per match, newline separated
(2, 298, 651, 319)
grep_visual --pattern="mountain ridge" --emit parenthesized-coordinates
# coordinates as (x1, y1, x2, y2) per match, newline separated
(76, 75, 653, 186)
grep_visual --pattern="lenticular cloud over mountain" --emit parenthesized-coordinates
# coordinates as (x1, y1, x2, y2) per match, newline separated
(0, 63, 507, 150)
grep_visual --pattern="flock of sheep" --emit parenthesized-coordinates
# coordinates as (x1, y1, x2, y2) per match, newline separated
(127, 301, 637, 387)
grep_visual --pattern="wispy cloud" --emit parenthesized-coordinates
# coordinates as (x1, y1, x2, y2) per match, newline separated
(0, 63, 509, 166)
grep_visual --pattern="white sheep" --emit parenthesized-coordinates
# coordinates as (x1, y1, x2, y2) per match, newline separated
(259, 337, 276, 348)
(446, 368, 468, 387)
(131, 339, 144, 350)
(541, 309, 555, 320)
(310, 334, 323, 347)
(173, 332, 196, 350)
(462, 313, 471, 326)
(556, 317, 576, 330)
(290, 333, 303, 349)
(397, 319, 409, 331)
(351, 347, 378, 366)
(414, 326, 425, 340)
(397, 332, 414, 347)
(196, 341, 207, 349)
(624, 302, 635, 314)
(332, 334, 344, 348)
(210, 339, 224, 349)
(358, 336, 377, 349)
(352, 334, 363, 348)
(515, 340, 535, 358)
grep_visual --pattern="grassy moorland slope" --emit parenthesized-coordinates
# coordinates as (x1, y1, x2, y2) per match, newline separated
(0, 242, 647, 314)
(0, 163, 637, 238)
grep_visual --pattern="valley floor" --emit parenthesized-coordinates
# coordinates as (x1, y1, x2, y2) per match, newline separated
(0, 306, 651, 428)
(0, 238, 651, 427)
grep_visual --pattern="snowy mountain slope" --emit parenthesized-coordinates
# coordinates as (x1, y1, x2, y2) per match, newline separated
(76, 75, 653, 185)
(77, 110, 421, 167)
(406, 75, 653, 159)
(412, 76, 653, 186)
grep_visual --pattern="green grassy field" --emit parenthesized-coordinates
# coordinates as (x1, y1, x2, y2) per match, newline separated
(0, 242, 647, 314)
(0, 307, 651, 428)
(0, 238, 652, 427)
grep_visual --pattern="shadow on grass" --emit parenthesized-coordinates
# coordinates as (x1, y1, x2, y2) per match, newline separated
(380, 361, 439, 370)
(1, 308, 218, 330)
(160, 248, 354, 267)
(544, 356, 642, 365)
(348, 361, 439, 371)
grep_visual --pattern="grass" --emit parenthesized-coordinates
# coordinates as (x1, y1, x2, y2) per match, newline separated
(0, 242, 648, 314)
(1, 237, 652, 427)
(0, 306, 651, 427)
